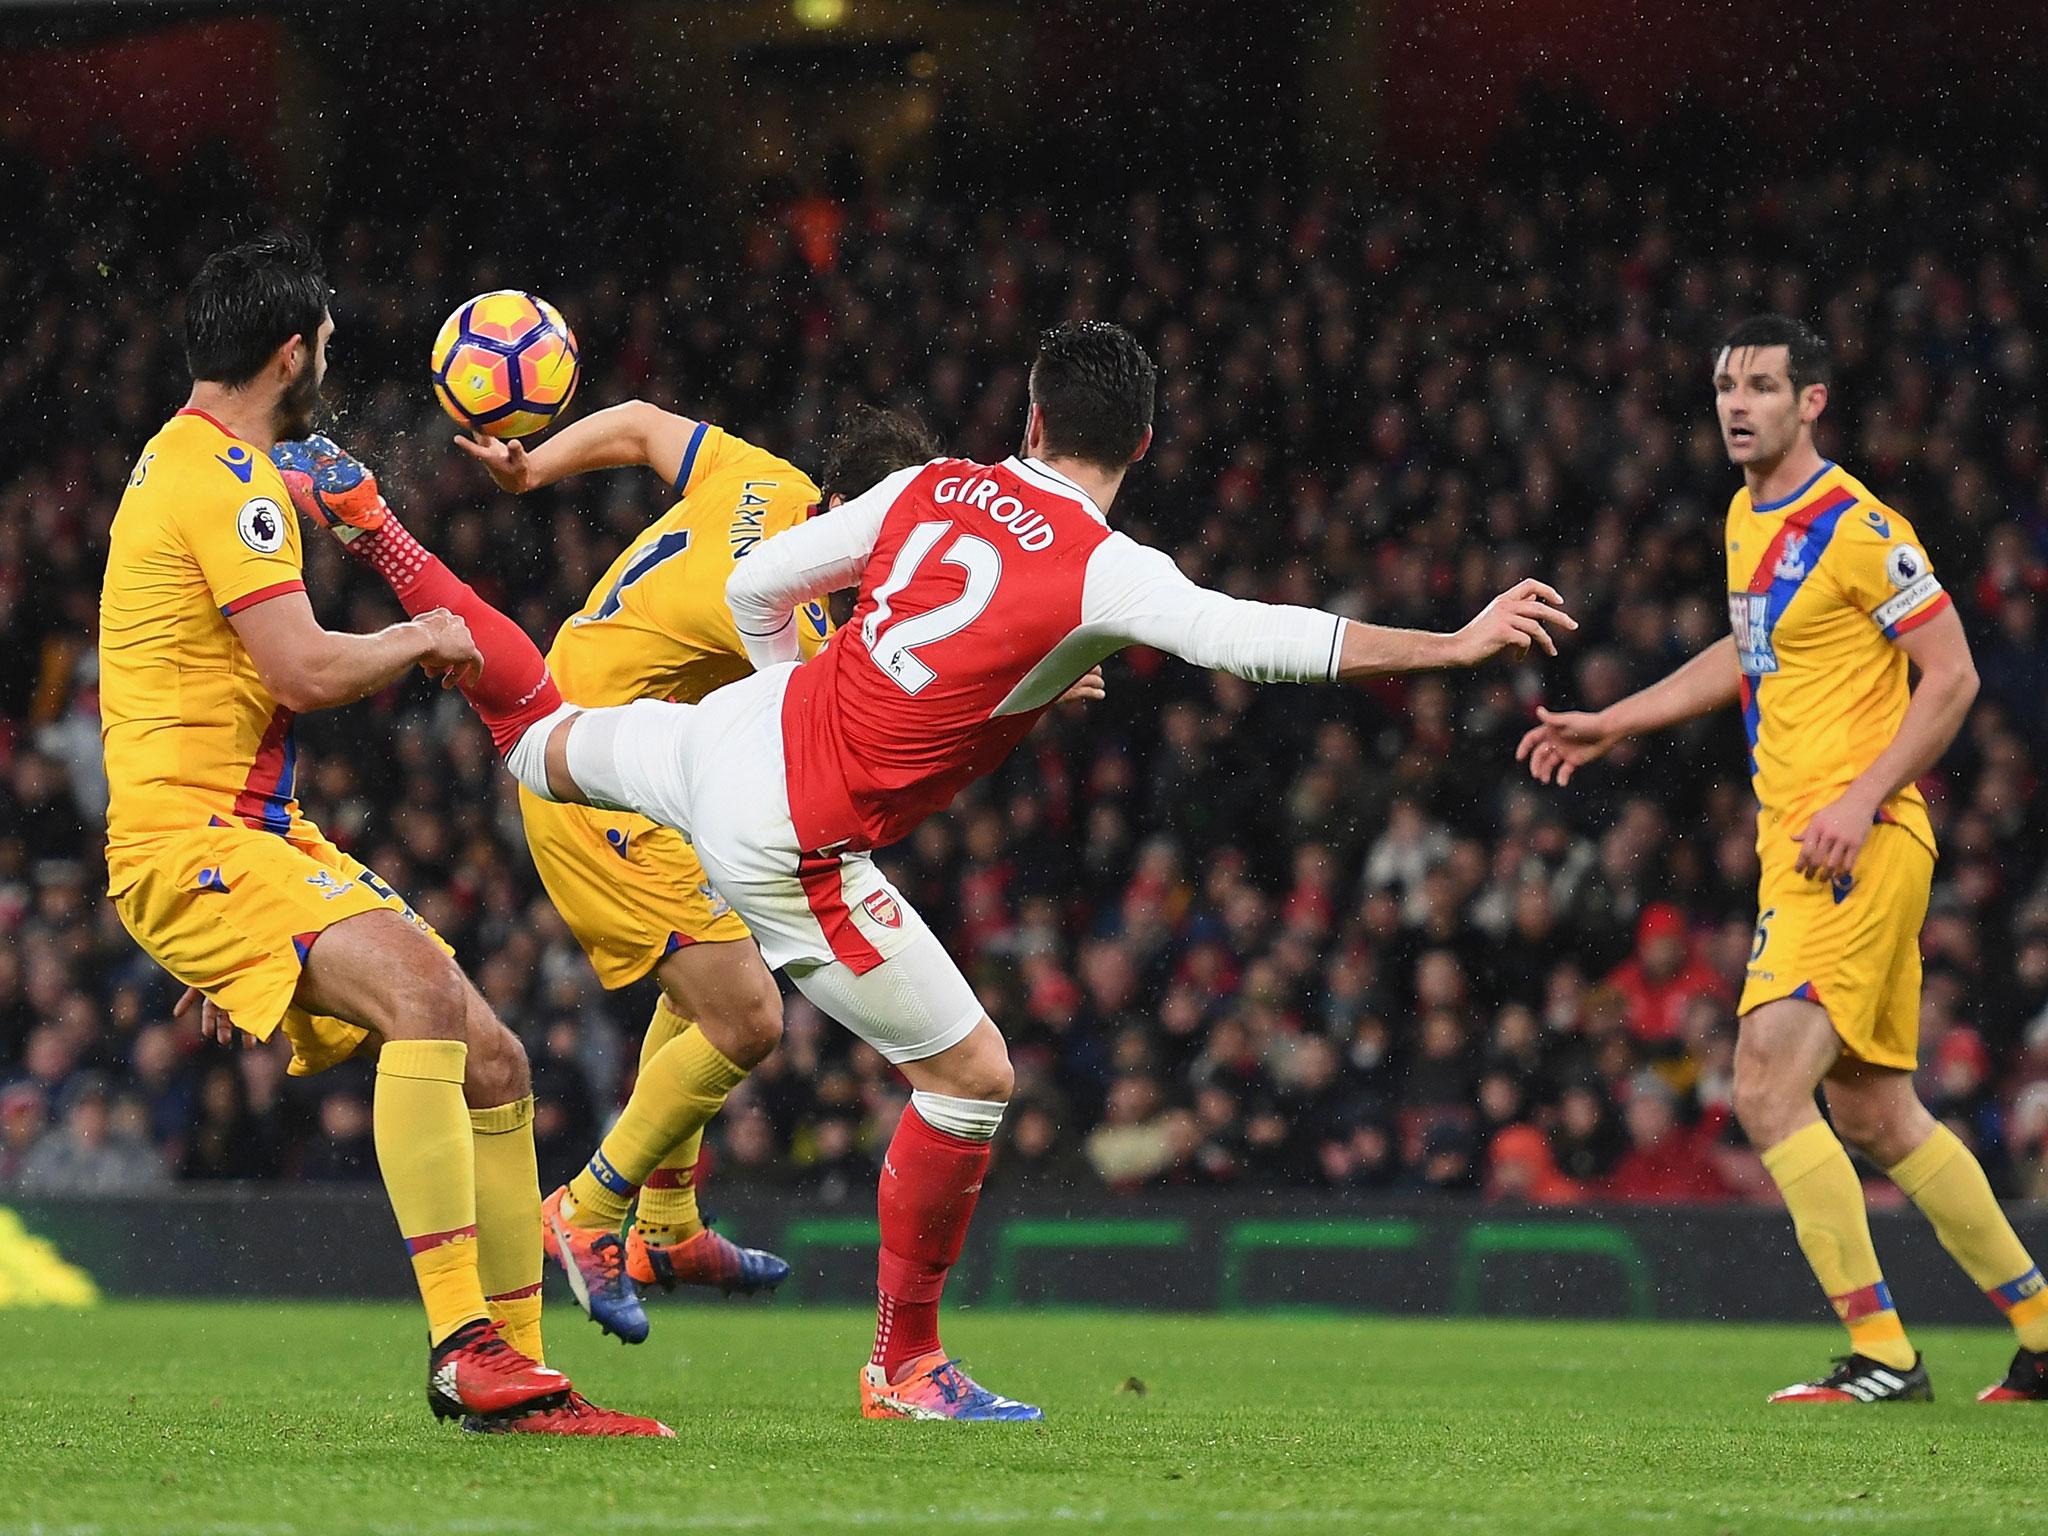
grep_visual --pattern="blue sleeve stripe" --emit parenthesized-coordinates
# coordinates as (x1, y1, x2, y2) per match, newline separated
(674, 421, 709, 497)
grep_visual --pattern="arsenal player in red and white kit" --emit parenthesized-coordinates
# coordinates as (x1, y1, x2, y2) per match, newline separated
(510, 321, 1575, 1420)
(297, 322, 1576, 1421)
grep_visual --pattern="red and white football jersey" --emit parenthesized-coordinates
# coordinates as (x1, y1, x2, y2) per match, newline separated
(728, 455, 1344, 854)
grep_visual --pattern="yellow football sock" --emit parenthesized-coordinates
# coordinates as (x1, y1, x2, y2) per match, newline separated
(471, 1094, 545, 1363)
(1888, 1125, 2048, 1351)
(1761, 1120, 1915, 1370)
(636, 1128, 705, 1248)
(634, 998, 710, 1245)
(566, 1007, 746, 1234)
(375, 1039, 487, 1346)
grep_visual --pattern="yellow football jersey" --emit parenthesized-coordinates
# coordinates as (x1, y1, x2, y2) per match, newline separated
(546, 421, 831, 707)
(100, 409, 314, 885)
(1725, 461, 1950, 852)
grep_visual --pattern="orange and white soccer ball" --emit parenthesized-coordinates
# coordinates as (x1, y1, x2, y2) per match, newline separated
(429, 290, 580, 439)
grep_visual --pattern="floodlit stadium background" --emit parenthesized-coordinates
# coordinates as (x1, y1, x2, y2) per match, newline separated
(2, 0, 2046, 1219)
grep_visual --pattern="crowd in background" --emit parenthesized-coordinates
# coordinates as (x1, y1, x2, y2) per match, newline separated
(5, 125, 2048, 1208)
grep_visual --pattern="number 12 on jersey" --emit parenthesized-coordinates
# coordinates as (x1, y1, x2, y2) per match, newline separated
(861, 521, 1002, 694)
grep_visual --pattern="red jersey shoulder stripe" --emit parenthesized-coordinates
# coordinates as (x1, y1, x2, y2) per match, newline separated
(220, 578, 306, 617)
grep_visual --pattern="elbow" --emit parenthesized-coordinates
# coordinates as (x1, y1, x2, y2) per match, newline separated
(263, 671, 322, 714)
(1955, 662, 1981, 713)
(259, 650, 339, 713)
(624, 399, 670, 457)
(725, 565, 762, 619)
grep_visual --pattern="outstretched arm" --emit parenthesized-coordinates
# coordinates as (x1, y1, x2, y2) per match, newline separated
(1517, 636, 1741, 786)
(228, 590, 479, 712)
(455, 400, 703, 495)
(1083, 536, 1575, 685)
(1333, 579, 1576, 678)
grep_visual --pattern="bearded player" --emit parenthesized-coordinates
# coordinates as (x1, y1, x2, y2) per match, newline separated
(1519, 315, 2047, 1404)
(101, 231, 666, 1435)
(437, 401, 941, 1341)
(278, 320, 1573, 1420)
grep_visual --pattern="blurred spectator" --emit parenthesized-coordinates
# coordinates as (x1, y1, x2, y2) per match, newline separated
(1487, 1124, 1583, 1205)
(2, 124, 2046, 1202)
(0, 1083, 48, 1186)
(15, 1073, 167, 1195)
(1603, 1073, 1735, 1204)
(1085, 1076, 1197, 1189)
(1604, 905, 1732, 1047)
(300, 1093, 379, 1183)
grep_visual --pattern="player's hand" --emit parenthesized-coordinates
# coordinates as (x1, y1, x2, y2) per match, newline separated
(1059, 666, 1107, 706)
(454, 432, 537, 494)
(1453, 579, 1577, 666)
(175, 986, 245, 1049)
(410, 607, 484, 690)
(1515, 707, 1622, 786)
(1795, 792, 1878, 881)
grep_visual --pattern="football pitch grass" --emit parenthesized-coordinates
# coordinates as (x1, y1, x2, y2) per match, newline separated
(4, 1303, 2039, 1535)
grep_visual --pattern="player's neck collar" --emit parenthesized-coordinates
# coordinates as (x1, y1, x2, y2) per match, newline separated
(176, 406, 237, 440)
(1010, 455, 1107, 522)
(1750, 458, 1836, 514)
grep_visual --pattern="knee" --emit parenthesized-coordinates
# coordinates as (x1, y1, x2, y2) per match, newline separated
(383, 959, 468, 1045)
(724, 987, 784, 1069)
(979, 1048, 1016, 1104)
(1827, 1093, 1926, 1170)
(934, 1029, 1014, 1104)
(465, 1012, 531, 1105)
(1732, 1059, 1798, 1149)
(669, 976, 784, 1071)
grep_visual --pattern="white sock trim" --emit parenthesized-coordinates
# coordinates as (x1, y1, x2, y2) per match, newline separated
(504, 701, 577, 801)
(910, 1090, 1006, 1142)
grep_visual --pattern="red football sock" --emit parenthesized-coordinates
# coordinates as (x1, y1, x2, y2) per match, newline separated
(872, 1104, 990, 1379)
(352, 518, 562, 756)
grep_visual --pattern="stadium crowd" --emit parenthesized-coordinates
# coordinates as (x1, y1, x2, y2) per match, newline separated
(5, 130, 2048, 1208)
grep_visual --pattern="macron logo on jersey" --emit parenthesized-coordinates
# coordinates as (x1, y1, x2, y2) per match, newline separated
(930, 474, 1057, 551)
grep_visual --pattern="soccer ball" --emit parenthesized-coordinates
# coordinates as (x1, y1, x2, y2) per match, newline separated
(429, 290, 580, 439)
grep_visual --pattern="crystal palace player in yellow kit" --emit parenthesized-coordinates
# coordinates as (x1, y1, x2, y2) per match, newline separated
(103, 231, 666, 1435)
(1521, 316, 2048, 1404)
(291, 399, 933, 1341)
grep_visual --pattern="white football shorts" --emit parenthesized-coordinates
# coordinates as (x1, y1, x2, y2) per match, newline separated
(560, 664, 985, 1064)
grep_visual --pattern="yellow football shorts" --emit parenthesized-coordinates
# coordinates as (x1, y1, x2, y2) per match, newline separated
(111, 822, 451, 1076)
(519, 785, 751, 990)
(1739, 813, 1934, 1071)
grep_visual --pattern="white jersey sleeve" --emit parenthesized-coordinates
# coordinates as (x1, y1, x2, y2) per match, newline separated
(725, 463, 922, 670)
(1080, 532, 1345, 683)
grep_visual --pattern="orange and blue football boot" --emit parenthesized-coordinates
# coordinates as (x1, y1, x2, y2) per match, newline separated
(858, 1351, 1044, 1422)
(425, 1317, 570, 1422)
(270, 434, 390, 544)
(541, 1186, 649, 1345)
(463, 1389, 675, 1438)
(626, 1223, 792, 1297)
(1978, 1346, 2048, 1401)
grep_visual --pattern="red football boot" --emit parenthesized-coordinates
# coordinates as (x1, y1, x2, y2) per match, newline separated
(426, 1318, 571, 1422)
(1767, 1353, 1931, 1404)
(1978, 1347, 2048, 1402)
(463, 1390, 676, 1438)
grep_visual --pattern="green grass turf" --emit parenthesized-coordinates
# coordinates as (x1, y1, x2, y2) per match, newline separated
(2, 1303, 2040, 1535)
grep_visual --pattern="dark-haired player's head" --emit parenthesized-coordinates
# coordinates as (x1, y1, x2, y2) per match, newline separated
(1023, 320, 1157, 471)
(1713, 314, 1830, 472)
(185, 228, 332, 440)
(817, 405, 940, 507)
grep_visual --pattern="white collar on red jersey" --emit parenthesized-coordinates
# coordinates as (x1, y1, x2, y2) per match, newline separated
(1006, 456, 1107, 524)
